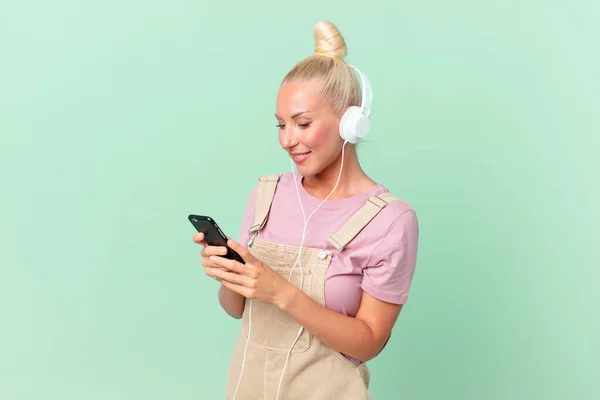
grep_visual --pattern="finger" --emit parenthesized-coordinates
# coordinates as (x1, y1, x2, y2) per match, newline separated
(210, 268, 249, 286)
(203, 266, 225, 281)
(205, 267, 221, 281)
(200, 245, 228, 258)
(210, 255, 246, 274)
(202, 256, 237, 269)
(227, 238, 257, 264)
(192, 232, 207, 246)
(219, 279, 251, 299)
(202, 257, 223, 269)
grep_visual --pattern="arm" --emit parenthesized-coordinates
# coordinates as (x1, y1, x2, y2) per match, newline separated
(218, 284, 246, 319)
(211, 250, 405, 361)
(211, 247, 402, 360)
(280, 210, 417, 361)
(278, 287, 402, 362)
(209, 210, 418, 360)
(194, 234, 246, 319)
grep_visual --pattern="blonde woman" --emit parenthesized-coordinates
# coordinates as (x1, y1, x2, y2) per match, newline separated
(193, 21, 419, 400)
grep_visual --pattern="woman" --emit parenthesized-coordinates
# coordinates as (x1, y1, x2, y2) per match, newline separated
(193, 21, 419, 400)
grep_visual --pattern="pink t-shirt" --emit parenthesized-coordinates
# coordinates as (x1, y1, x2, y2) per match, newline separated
(237, 172, 419, 317)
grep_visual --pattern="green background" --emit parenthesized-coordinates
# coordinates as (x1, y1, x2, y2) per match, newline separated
(1, 0, 598, 399)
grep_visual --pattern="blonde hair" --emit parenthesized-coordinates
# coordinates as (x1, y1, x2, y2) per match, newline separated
(282, 21, 361, 114)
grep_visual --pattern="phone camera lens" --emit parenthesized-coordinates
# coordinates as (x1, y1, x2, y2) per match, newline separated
(191, 218, 197, 222)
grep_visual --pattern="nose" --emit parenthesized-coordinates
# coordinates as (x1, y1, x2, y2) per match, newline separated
(280, 125, 299, 149)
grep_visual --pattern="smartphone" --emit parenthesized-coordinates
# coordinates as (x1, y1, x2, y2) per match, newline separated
(188, 215, 245, 264)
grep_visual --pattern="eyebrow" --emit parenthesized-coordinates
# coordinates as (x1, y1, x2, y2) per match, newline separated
(274, 111, 310, 120)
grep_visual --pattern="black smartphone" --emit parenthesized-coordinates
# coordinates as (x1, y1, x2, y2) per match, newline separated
(188, 215, 245, 264)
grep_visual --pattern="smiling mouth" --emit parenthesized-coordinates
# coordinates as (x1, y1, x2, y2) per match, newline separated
(290, 151, 311, 163)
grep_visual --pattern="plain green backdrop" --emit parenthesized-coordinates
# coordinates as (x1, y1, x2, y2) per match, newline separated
(1, 0, 598, 399)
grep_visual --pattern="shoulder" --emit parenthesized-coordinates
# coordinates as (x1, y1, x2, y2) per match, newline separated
(363, 188, 418, 247)
(243, 171, 295, 203)
(373, 187, 417, 226)
(359, 188, 419, 304)
(252, 171, 296, 187)
(257, 171, 297, 198)
(268, 171, 296, 186)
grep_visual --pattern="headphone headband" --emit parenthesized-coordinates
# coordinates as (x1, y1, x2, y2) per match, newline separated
(338, 63, 373, 144)
(347, 64, 372, 118)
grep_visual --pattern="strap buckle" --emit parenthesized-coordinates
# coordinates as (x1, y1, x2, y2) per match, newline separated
(368, 194, 388, 209)
(259, 175, 281, 182)
(248, 224, 261, 234)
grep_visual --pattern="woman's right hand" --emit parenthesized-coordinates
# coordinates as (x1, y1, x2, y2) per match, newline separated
(192, 232, 231, 281)
(192, 232, 246, 318)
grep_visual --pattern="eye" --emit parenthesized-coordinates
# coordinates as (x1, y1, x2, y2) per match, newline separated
(276, 124, 285, 129)
(298, 122, 311, 129)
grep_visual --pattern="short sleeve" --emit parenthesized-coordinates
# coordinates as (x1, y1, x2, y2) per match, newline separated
(237, 183, 259, 249)
(361, 209, 419, 305)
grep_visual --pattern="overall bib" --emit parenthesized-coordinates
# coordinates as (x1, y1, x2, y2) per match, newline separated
(225, 175, 397, 400)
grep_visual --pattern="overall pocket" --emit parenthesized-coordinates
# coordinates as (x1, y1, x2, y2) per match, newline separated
(242, 263, 314, 353)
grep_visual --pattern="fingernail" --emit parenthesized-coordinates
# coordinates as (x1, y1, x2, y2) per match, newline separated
(210, 256, 217, 261)
(211, 268, 218, 274)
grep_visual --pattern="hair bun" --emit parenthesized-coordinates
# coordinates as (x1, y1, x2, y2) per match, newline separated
(313, 21, 347, 59)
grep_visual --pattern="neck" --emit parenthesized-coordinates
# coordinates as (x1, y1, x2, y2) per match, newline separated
(302, 144, 373, 200)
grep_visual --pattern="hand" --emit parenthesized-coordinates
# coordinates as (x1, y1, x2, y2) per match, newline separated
(207, 238, 294, 308)
(192, 232, 236, 282)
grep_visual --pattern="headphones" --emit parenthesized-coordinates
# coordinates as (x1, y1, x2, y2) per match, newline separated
(338, 64, 373, 144)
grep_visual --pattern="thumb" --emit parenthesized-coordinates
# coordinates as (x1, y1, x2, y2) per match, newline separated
(193, 232, 207, 246)
(227, 237, 256, 264)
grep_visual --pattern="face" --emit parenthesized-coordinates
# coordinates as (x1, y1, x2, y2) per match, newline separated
(275, 79, 343, 177)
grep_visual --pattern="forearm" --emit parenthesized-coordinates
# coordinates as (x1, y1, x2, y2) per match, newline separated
(278, 286, 379, 362)
(218, 284, 246, 319)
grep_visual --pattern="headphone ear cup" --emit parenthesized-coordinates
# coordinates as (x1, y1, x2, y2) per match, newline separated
(339, 106, 371, 144)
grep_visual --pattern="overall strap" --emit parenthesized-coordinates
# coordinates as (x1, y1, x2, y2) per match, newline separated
(327, 192, 398, 251)
(248, 174, 281, 235)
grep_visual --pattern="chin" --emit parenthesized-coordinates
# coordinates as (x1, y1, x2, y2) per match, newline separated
(294, 165, 312, 177)
(291, 161, 311, 176)
(295, 163, 325, 178)
(289, 151, 331, 178)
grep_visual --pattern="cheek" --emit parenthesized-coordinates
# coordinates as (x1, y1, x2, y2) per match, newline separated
(301, 123, 337, 149)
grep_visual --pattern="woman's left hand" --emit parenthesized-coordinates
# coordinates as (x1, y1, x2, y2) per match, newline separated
(207, 238, 293, 309)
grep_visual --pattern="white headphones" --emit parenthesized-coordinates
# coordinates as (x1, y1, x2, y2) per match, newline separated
(339, 64, 373, 144)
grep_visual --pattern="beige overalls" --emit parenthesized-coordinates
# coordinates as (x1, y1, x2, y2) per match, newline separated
(225, 175, 398, 400)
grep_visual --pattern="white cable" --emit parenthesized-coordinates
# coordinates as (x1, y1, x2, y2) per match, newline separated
(231, 297, 252, 400)
(290, 140, 348, 284)
(275, 140, 348, 400)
